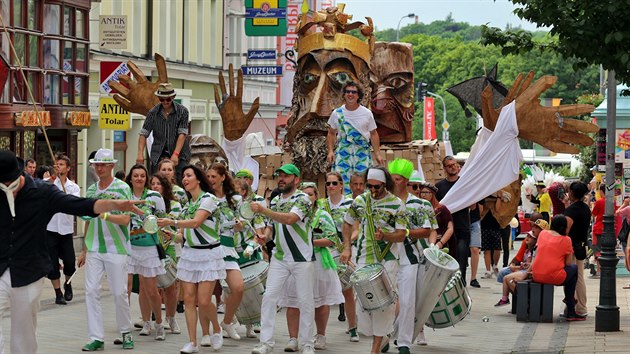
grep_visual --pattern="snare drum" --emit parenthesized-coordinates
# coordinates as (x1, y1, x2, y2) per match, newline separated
(334, 257, 355, 290)
(350, 263, 396, 312)
(157, 257, 177, 289)
(221, 260, 269, 325)
(426, 271, 472, 328)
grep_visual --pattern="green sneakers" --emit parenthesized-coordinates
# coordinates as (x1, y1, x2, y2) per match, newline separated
(82, 340, 104, 351)
(122, 332, 134, 349)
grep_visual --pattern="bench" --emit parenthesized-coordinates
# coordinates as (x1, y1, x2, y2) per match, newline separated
(514, 281, 554, 323)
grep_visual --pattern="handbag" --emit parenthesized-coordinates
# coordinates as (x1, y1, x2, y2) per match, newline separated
(617, 218, 630, 243)
(573, 242, 587, 261)
(151, 234, 167, 260)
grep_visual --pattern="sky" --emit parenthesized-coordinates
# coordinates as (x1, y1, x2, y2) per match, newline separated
(340, 0, 545, 32)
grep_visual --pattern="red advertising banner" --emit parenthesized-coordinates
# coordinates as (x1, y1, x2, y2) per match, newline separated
(423, 97, 436, 140)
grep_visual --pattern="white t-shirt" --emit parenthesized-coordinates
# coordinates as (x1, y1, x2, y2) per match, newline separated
(327, 105, 377, 141)
(47, 177, 81, 235)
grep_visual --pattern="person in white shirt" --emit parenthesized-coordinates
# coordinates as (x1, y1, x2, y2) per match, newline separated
(45, 155, 80, 305)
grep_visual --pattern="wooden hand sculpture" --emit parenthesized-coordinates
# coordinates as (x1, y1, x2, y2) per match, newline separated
(481, 71, 599, 154)
(109, 53, 168, 116)
(214, 64, 260, 141)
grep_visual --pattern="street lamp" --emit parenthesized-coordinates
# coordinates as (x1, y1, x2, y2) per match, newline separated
(396, 13, 415, 41)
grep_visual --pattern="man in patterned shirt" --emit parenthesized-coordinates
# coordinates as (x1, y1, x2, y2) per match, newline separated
(249, 164, 315, 354)
(77, 149, 135, 351)
(340, 166, 406, 354)
(388, 161, 436, 353)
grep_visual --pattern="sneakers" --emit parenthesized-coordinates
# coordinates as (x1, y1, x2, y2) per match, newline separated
(64, 283, 73, 301)
(246, 324, 257, 338)
(493, 267, 499, 276)
(82, 340, 104, 351)
(302, 344, 315, 354)
(210, 333, 223, 350)
(566, 313, 588, 321)
(398, 346, 411, 354)
(314, 334, 326, 350)
(494, 298, 510, 307)
(414, 331, 427, 345)
(252, 343, 273, 354)
(122, 332, 134, 349)
(380, 336, 390, 352)
(284, 337, 299, 352)
(167, 316, 181, 334)
(349, 327, 359, 342)
(139, 321, 152, 336)
(155, 323, 166, 341)
(200, 334, 212, 347)
(134, 318, 145, 329)
(221, 321, 241, 340)
(481, 272, 493, 279)
(470, 279, 481, 288)
(180, 342, 199, 354)
(55, 294, 67, 305)
(113, 338, 123, 345)
(217, 303, 225, 314)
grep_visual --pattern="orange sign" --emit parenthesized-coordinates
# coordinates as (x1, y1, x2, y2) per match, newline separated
(66, 111, 91, 127)
(15, 111, 51, 127)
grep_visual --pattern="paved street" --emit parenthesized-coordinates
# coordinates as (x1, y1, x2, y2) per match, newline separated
(3, 240, 630, 353)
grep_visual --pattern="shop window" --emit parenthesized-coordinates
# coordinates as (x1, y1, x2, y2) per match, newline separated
(44, 39, 60, 69)
(74, 76, 85, 105)
(44, 74, 60, 104)
(27, 0, 38, 30)
(63, 41, 73, 71)
(76, 10, 85, 39)
(0, 132, 9, 150)
(63, 6, 72, 36)
(62, 75, 71, 104)
(13, 0, 22, 28)
(44, 4, 61, 35)
(76, 43, 86, 72)
(28, 35, 38, 67)
(23, 130, 35, 160)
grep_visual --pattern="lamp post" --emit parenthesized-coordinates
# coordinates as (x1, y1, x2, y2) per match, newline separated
(396, 13, 415, 41)
(596, 69, 620, 331)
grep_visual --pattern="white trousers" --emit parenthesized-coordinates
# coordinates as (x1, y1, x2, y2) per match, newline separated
(259, 259, 314, 347)
(85, 252, 132, 341)
(0, 270, 43, 354)
(396, 263, 423, 347)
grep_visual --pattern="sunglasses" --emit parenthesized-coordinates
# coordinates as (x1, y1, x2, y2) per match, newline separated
(407, 183, 420, 190)
(366, 183, 383, 190)
(344, 89, 358, 94)
(326, 181, 340, 186)
(159, 97, 173, 102)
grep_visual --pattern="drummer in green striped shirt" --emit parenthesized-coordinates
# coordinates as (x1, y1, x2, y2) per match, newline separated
(340, 166, 407, 354)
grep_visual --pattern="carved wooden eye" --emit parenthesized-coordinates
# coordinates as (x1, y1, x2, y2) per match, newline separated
(388, 77, 408, 90)
(303, 73, 318, 85)
(329, 72, 351, 86)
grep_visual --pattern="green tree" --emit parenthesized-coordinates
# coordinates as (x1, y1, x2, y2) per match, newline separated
(481, 0, 630, 85)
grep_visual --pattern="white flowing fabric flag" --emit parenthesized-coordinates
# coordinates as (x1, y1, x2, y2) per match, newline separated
(222, 137, 260, 191)
(441, 101, 522, 213)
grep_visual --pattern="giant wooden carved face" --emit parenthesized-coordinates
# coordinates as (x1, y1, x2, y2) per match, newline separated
(286, 49, 371, 176)
(370, 42, 415, 143)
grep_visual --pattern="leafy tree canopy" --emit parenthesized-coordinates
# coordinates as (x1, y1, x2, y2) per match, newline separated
(481, 0, 630, 85)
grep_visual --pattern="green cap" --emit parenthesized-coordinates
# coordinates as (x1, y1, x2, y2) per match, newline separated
(275, 163, 300, 177)
(235, 169, 254, 179)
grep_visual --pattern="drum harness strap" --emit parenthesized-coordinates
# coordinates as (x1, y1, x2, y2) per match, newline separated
(318, 198, 344, 253)
(312, 209, 337, 271)
(365, 194, 393, 263)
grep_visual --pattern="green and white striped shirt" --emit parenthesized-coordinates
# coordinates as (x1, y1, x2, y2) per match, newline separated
(173, 185, 188, 206)
(268, 191, 314, 262)
(85, 178, 132, 255)
(398, 193, 435, 265)
(216, 195, 242, 259)
(344, 191, 406, 264)
(182, 192, 220, 247)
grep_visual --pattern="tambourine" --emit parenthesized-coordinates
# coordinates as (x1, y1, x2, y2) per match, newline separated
(143, 215, 159, 234)
(239, 202, 255, 220)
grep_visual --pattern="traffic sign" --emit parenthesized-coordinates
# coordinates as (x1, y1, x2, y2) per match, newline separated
(442, 121, 450, 130)
(241, 65, 283, 76)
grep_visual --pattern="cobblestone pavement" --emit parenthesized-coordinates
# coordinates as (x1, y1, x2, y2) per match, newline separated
(3, 240, 630, 353)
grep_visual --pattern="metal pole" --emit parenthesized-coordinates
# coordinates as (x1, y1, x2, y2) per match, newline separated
(595, 69, 620, 332)
(427, 91, 448, 141)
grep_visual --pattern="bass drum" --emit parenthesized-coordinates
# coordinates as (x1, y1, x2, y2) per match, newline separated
(221, 260, 269, 325)
(426, 270, 472, 328)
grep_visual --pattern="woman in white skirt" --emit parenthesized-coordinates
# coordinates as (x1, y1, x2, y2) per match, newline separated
(279, 182, 344, 351)
(150, 173, 182, 334)
(125, 165, 167, 340)
(158, 165, 226, 354)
